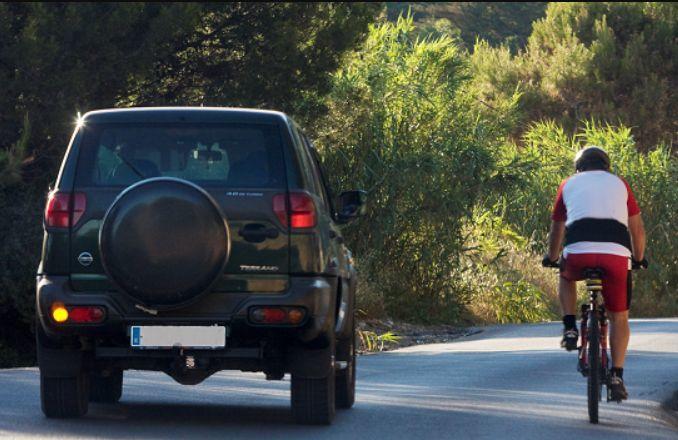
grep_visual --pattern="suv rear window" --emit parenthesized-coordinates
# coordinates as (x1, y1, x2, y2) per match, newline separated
(75, 123, 286, 188)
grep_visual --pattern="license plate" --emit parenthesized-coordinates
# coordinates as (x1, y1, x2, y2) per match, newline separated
(130, 325, 226, 349)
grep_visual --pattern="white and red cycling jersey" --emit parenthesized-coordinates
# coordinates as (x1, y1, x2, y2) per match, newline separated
(551, 170, 641, 258)
(551, 170, 641, 312)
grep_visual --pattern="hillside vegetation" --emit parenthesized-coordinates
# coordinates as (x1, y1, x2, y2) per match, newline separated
(386, 2, 547, 50)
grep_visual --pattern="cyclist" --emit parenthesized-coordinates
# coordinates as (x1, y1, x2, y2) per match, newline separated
(543, 146, 646, 401)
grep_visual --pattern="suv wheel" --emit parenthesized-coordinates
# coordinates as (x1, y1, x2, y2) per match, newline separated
(290, 340, 337, 425)
(89, 369, 123, 403)
(291, 372, 336, 425)
(335, 318, 356, 409)
(40, 371, 89, 418)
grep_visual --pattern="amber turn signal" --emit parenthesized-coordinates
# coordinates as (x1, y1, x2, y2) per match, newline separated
(287, 308, 305, 325)
(51, 302, 69, 323)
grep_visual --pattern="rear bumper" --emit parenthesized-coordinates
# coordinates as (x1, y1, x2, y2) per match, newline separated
(36, 275, 337, 345)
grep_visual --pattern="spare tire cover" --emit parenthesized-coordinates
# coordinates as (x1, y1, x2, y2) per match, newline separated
(100, 177, 230, 308)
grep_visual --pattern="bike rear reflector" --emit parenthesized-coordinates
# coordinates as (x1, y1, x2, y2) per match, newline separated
(51, 302, 69, 323)
(50, 303, 105, 324)
(45, 191, 87, 228)
(249, 307, 307, 325)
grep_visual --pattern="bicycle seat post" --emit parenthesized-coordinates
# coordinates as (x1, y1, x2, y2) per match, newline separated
(584, 268, 605, 307)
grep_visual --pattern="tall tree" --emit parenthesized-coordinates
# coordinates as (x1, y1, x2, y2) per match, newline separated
(471, 2, 677, 149)
(128, 3, 380, 117)
(0, 2, 380, 183)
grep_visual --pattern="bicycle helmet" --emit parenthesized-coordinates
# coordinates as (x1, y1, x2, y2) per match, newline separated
(574, 145, 610, 172)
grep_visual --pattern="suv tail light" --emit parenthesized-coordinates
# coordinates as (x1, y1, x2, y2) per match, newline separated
(249, 306, 307, 325)
(50, 302, 106, 324)
(68, 306, 106, 323)
(272, 193, 317, 229)
(45, 191, 86, 228)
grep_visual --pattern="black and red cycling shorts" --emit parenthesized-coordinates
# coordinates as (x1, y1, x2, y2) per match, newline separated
(560, 253, 631, 312)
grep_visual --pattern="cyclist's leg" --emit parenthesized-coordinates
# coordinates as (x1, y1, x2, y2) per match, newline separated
(599, 255, 631, 368)
(558, 276, 577, 316)
(608, 310, 630, 401)
(599, 254, 631, 400)
(559, 253, 588, 315)
(559, 254, 589, 350)
(609, 310, 630, 368)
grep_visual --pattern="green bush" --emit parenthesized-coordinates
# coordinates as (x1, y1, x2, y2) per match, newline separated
(470, 2, 677, 149)
(314, 16, 515, 322)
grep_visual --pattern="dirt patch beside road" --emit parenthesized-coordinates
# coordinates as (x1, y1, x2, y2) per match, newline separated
(357, 319, 479, 353)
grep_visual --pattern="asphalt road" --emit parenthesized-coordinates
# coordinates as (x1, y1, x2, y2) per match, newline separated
(1, 319, 676, 439)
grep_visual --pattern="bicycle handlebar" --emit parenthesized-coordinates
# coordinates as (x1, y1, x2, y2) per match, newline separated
(631, 258, 649, 270)
(541, 256, 560, 268)
(541, 255, 648, 270)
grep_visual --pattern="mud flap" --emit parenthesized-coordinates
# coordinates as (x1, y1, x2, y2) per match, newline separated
(37, 345, 84, 378)
(287, 344, 334, 379)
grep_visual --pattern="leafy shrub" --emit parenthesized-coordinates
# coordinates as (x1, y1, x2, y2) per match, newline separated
(314, 16, 515, 323)
(358, 330, 401, 353)
(488, 281, 554, 324)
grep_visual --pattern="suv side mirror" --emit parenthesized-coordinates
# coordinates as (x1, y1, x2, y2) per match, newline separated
(336, 190, 367, 223)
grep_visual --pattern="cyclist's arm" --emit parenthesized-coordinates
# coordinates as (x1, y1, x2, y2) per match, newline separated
(622, 177, 645, 261)
(547, 179, 568, 261)
(547, 220, 565, 262)
(628, 214, 645, 261)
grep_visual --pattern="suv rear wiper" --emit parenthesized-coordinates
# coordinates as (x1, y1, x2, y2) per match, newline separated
(112, 151, 146, 180)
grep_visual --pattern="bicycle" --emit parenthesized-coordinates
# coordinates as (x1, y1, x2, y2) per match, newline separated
(542, 257, 647, 424)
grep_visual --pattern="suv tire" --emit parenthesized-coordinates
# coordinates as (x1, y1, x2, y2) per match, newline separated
(335, 317, 356, 409)
(89, 369, 123, 403)
(40, 371, 89, 418)
(290, 338, 337, 425)
(291, 371, 336, 425)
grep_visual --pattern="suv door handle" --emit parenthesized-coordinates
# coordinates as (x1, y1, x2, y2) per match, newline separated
(238, 224, 279, 243)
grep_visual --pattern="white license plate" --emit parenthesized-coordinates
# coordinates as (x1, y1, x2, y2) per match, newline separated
(130, 326, 226, 349)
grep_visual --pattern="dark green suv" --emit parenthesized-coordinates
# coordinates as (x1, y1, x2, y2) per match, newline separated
(36, 107, 365, 425)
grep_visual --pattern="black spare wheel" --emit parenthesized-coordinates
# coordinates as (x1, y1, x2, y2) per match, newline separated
(100, 177, 230, 309)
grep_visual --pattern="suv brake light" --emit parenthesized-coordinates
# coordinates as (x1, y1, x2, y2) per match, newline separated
(272, 193, 317, 229)
(50, 302, 106, 324)
(45, 192, 87, 228)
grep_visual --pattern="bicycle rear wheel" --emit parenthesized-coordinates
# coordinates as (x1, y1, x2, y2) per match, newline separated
(587, 311, 600, 424)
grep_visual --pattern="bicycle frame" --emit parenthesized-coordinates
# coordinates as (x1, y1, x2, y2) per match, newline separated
(578, 275, 610, 379)
(542, 256, 646, 424)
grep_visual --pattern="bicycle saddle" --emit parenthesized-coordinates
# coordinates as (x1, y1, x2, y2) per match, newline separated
(583, 268, 605, 279)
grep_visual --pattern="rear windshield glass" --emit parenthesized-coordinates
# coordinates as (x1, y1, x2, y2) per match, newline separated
(75, 123, 286, 188)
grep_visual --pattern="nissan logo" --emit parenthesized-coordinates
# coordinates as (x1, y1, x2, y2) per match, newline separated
(78, 252, 94, 267)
